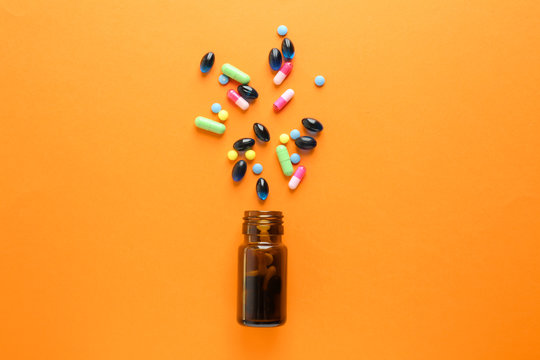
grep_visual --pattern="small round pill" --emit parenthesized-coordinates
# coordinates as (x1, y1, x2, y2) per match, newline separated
(290, 129, 301, 140)
(211, 103, 221, 113)
(245, 150, 256, 160)
(218, 109, 229, 121)
(315, 75, 326, 87)
(290, 153, 301, 164)
(277, 25, 288, 36)
(252, 163, 263, 174)
(227, 150, 238, 161)
(279, 133, 290, 144)
(218, 74, 229, 85)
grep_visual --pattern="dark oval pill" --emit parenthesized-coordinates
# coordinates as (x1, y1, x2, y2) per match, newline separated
(256, 178, 269, 200)
(281, 38, 295, 60)
(233, 138, 255, 151)
(302, 118, 324, 133)
(237, 85, 259, 102)
(253, 123, 270, 142)
(295, 136, 317, 150)
(268, 48, 283, 71)
(200, 52, 215, 73)
(232, 160, 247, 182)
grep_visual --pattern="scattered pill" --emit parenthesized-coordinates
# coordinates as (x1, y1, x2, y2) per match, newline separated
(290, 129, 301, 140)
(221, 63, 250, 84)
(218, 74, 230, 85)
(232, 160, 247, 182)
(227, 150, 238, 161)
(195, 116, 226, 134)
(200, 52, 215, 73)
(273, 62, 293, 85)
(252, 163, 263, 174)
(218, 109, 229, 121)
(288, 166, 306, 190)
(253, 123, 270, 142)
(295, 136, 317, 150)
(302, 117, 324, 133)
(276, 145, 294, 176)
(281, 38, 295, 60)
(277, 25, 288, 36)
(233, 138, 255, 151)
(227, 89, 250, 111)
(290, 153, 301, 164)
(314, 75, 325, 87)
(256, 178, 269, 200)
(273, 89, 294, 112)
(245, 150, 256, 160)
(211, 103, 221, 113)
(279, 134, 290, 144)
(237, 85, 258, 102)
(268, 48, 283, 71)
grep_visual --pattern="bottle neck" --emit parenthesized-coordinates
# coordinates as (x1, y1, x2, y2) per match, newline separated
(242, 210, 283, 244)
(244, 234, 282, 244)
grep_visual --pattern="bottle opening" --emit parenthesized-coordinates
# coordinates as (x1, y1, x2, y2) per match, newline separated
(243, 210, 284, 236)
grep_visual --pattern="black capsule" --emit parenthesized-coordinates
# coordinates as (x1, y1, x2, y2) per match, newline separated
(233, 138, 255, 151)
(281, 38, 295, 60)
(237, 85, 259, 102)
(232, 160, 247, 182)
(253, 123, 270, 142)
(295, 136, 317, 150)
(268, 48, 283, 71)
(200, 52, 215, 73)
(302, 118, 324, 133)
(256, 178, 269, 200)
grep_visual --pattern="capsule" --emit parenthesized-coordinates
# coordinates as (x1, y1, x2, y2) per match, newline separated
(273, 62, 293, 86)
(232, 160, 247, 182)
(288, 166, 306, 190)
(273, 89, 294, 112)
(200, 52, 215, 73)
(256, 178, 269, 200)
(276, 145, 293, 176)
(194, 116, 226, 134)
(295, 136, 317, 150)
(253, 123, 270, 142)
(268, 48, 283, 71)
(302, 118, 324, 133)
(281, 38, 295, 60)
(221, 63, 250, 84)
(237, 85, 258, 102)
(233, 138, 255, 151)
(227, 89, 250, 111)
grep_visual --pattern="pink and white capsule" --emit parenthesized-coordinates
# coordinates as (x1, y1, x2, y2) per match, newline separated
(227, 89, 249, 111)
(273, 89, 294, 112)
(288, 166, 306, 190)
(273, 62, 293, 85)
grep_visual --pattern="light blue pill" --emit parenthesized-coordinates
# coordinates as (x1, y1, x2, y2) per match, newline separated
(290, 153, 301, 164)
(290, 129, 301, 140)
(252, 163, 263, 174)
(277, 25, 288, 36)
(211, 103, 222, 113)
(315, 75, 326, 87)
(218, 74, 229, 85)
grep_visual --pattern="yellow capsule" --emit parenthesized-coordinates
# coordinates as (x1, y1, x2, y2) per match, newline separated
(218, 109, 229, 121)
(279, 133, 289, 144)
(245, 150, 256, 160)
(227, 150, 238, 161)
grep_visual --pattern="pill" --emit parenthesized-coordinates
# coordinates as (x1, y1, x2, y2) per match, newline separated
(233, 138, 255, 151)
(256, 178, 269, 200)
(245, 150, 256, 160)
(253, 123, 270, 142)
(273, 62, 293, 85)
(211, 103, 221, 113)
(218, 74, 230, 85)
(314, 75, 325, 87)
(200, 52, 215, 73)
(227, 89, 249, 111)
(295, 136, 317, 150)
(218, 109, 229, 121)
(290, 129, 301, 140)
(277, 25, 288, 36)
(302, 118, 324, 133)
(268, 48, 283, 71)
(288, 166, 306, 190)
(281, 38, 295, 60)
(195, 116, 226, 134)
(273, 89, 294, 112)
(290, 153, 301, 164)
(279, 134, 289, 144)
(232, 160, 247, 182)
(237, 85, 258, 102)
(276, 145, 293, 176)
(252, 163, 263, 174)
(227, 150, 238, 161)
(221, 63, 250, 84)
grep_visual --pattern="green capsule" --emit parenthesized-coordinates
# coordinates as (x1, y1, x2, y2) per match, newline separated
(195, 116, 226, 134)
(276, 145, 293, 176)
(221, 63, 250, 84)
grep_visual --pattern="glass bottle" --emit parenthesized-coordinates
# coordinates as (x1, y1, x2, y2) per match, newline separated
(237, 210, 287, 327)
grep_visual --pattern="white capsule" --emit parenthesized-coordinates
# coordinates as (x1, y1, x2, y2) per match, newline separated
(288, 166, 306, 190)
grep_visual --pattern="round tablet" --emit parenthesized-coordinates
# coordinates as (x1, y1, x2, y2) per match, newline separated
(277, 25, 288, 36)
(290, 129, 301, 140)
(314, 75, 326, 87)
(211, 103, 221, 113)
(227, 150, 238, 161)
(279, 133, 290, 144)
(218, 109, 229, 121)
(252, 163, 263, 174)
(218, 74, 229, 85)
(245, 150, 256, 160)
(290, 153, 301, 164)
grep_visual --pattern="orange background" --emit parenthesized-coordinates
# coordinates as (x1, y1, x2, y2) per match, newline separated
(1, 0, 540, 359)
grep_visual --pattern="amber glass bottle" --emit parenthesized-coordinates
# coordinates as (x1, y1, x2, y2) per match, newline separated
(237, 210, 287, 327)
